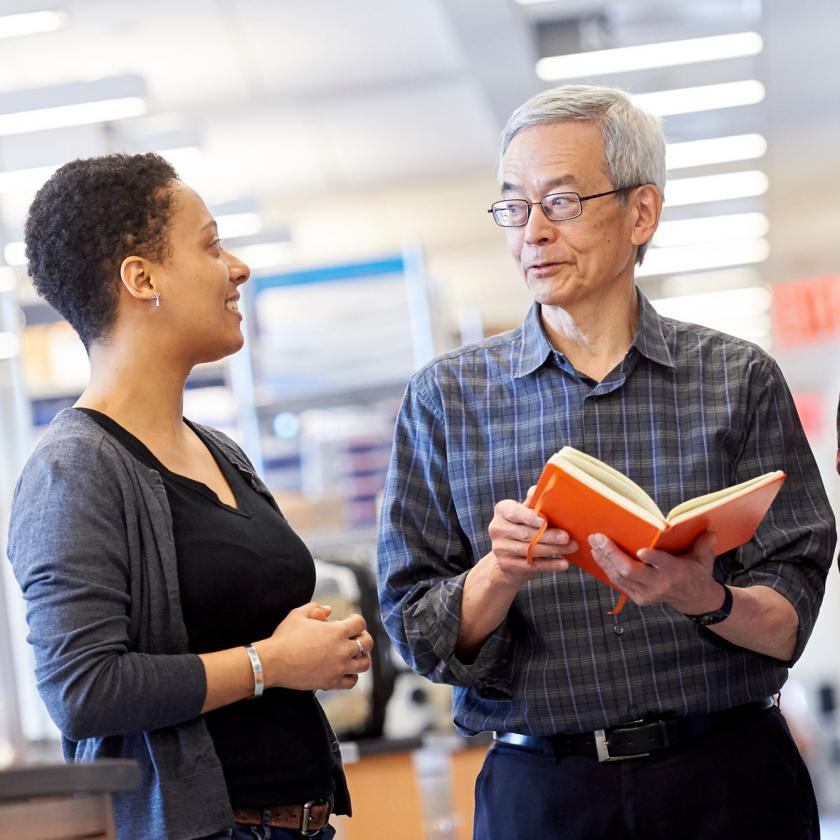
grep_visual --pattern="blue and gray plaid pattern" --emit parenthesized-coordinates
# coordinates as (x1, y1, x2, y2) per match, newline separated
(377, 291, 835, 736)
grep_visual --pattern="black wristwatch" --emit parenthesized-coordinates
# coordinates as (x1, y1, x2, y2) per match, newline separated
(684, 584, 733, 626)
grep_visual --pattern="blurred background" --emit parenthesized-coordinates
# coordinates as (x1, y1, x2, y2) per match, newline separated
(1, 0, 839, 836)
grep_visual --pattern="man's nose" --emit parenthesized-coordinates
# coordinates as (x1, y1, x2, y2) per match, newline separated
(523, 202, 555, 243)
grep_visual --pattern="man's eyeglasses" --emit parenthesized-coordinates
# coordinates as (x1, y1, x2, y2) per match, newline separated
(487, 185, 644, 227)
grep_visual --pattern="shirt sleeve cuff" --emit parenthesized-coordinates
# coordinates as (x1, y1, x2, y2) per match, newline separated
(403, 571, 514, 698)
(730, 570, 820, 664)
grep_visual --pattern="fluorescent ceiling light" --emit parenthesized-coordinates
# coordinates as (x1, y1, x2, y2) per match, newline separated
(653, 286, 771, 316)
(3, 242, 26, 266)
(160, 145, 204, 172)
(0, 331, 21, 359)
(537, 32, 762, 80)
(651, 287, 771, 346)
(0, 267, 17, 292)
(0, 75, 147, 137)
(633, 80, 765, 116)
(0, 146, 202, 197)
(232, 242, 294, 270)
(666, 134, 767, 171)
(0, 163, 58, 195)
(0, 9, 66, 39)
(653, 212, 769, 248)
(665, 170, 768, 206)
(636, 238, 769, 278)
(660, 267, 762, 297)
(216, 212, 262, 240)
(0, 97, 146, 137)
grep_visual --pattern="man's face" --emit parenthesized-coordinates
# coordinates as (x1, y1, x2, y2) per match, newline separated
(500, 119, 640, 310)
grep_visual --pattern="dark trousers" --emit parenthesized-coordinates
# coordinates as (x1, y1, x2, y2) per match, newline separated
(474, 706, 819, 840)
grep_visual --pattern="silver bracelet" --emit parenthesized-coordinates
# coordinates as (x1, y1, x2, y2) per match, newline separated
(244, 644, 264, 699)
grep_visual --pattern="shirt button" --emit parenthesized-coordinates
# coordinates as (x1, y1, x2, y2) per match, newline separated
(627, 704, 640, 718)
(613, 624, 625, 636)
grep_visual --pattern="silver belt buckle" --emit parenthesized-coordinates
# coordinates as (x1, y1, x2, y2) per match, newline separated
(594, 727, 650, 763)
(300, 799, 328, 837)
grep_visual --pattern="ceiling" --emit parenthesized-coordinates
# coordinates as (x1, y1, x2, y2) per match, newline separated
(0, 0, 538, 218)
(0, 1, 771, 214)
(0, 0, 838, 336)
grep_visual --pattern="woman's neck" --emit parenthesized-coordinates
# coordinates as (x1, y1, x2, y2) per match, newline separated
(76, 339, 191, 444)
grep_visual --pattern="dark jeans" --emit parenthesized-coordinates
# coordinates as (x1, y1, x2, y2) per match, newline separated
(198, 824, 336, 839)
(474, 706, 819, 840)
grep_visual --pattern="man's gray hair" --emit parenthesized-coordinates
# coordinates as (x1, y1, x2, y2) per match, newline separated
(499, 84, 666, 264)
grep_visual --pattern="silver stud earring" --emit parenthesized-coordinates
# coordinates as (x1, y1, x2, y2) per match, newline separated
(153, 292, 160, 308)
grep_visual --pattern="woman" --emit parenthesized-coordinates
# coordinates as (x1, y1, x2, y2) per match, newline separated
(7, 153, 373, 839)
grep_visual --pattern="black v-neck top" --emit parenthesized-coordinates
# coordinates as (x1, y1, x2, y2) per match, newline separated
(75, 408, 347, 812)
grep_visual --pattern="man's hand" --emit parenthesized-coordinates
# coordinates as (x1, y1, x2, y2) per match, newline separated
(588, 531, 725, 615)
(486, 486, 579, 590)
(456, 488, 578, 661)
(587, 530, 799, 660)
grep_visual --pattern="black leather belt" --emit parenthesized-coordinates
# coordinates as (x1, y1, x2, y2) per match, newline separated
(494, 697, 774, 763)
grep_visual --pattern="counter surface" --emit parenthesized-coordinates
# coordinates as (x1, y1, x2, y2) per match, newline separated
(0, 759, 139, 802)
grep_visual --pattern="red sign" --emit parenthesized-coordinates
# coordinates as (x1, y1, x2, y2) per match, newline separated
(791, 392, 825, 439)
(772, 275, 840, 347)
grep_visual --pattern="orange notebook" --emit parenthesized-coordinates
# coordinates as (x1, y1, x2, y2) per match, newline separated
(526, 447, 786, 615)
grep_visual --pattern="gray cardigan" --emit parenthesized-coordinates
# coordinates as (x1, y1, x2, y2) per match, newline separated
(7, 408, 335, 839)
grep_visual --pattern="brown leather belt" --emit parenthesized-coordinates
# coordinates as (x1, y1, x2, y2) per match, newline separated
(232, 799, 331, 835)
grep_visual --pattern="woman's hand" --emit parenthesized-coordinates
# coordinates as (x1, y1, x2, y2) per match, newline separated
(254, 602, 374, 692)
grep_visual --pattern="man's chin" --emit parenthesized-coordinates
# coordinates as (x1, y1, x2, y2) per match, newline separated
(525, 277, 574, 308)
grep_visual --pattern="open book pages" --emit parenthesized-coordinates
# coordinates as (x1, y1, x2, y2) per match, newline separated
(549, 446, 785, 529)
(548, 447, 664, 525)
(534, 447, 785, 614)
(666, 471, 786, 524)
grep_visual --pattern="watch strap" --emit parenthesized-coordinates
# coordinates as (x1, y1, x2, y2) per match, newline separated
(684, 584, 733, 626)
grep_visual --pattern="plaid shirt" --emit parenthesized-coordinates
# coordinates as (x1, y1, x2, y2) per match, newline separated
(377, 291, 835, 736)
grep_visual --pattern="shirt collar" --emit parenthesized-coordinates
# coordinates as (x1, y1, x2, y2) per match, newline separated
(632, 289, 675, 369)
(514, 288, 675, 379)
(515, 302, 555, 379)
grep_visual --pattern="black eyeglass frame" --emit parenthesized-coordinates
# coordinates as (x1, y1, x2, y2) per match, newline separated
(487, 184, 647, 227)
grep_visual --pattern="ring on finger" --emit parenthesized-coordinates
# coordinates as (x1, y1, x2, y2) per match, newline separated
(353, 637, 365, 658)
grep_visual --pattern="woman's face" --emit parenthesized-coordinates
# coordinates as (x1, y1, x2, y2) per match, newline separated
(151, 182, 251, 364)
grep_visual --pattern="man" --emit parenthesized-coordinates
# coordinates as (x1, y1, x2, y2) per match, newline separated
(377, 85, 835, 840)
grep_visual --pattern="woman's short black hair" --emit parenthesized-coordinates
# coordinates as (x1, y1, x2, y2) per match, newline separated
(24, 152, 179, 347)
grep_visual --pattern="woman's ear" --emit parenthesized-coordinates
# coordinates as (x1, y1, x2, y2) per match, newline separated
(119, 255, 158, 303)
(629, 184, 663, 249)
